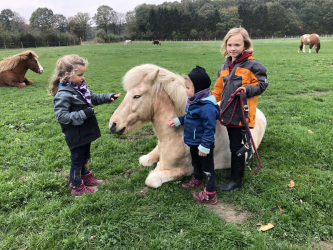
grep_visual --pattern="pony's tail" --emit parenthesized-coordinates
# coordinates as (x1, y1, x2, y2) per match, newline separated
(316, 43, 321, 53)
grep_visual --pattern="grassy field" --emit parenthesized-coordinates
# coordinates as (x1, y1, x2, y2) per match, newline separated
(0, 38, 332, 249)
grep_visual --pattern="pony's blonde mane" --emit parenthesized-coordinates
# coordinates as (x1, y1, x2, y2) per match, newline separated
(0, 51, 37, 73)
(123, 64, 187, 116)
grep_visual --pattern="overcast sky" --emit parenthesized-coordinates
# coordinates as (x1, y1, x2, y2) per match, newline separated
(1, 0, 181, 23)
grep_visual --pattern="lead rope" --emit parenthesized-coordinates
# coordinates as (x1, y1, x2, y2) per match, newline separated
(219, 89, 262, 174)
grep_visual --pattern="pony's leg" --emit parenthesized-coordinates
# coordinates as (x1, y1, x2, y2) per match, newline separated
(303, 44, 306, 53)
(309, 45, 313, 54)
(24, 77, 34, 85)
(139, 145, 159, 166)
(8, 82, 26, 87)
(145, 161, 193, 188)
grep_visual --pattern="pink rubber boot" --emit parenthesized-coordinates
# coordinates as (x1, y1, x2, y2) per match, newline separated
(70, 180, 98, 197)
(81, 171, 104, 186)
(182, 175, 204, 189)
(193, 188, 217, 205)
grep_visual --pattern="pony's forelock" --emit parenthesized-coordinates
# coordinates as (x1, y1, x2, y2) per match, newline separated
(123, 64, 187, 116)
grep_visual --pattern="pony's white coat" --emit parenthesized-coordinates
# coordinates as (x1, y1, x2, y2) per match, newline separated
(109, 64, 266, 188)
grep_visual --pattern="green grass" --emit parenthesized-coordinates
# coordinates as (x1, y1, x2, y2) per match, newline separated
(0, 39, 332, 249)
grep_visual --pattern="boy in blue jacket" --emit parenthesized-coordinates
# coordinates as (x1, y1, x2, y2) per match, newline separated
(168, 66, 220, 204)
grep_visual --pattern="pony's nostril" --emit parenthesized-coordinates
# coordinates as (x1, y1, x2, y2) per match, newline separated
(117, 127, 125, 135)
(110, 122, 118, 133)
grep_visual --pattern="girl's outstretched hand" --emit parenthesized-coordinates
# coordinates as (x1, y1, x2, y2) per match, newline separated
(167, 119, 175, 127)
(111, 93, 121, 101)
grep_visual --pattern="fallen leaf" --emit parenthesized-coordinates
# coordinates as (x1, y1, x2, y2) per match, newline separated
(277, 203, 283, 213)
(329, 119, 332, 122)
(287, 180, 295, 188)
(256, 221, 262, 226)
(260, 223, 275, 231)
(300, 199, 303, 204)
(89, 235, 96, 241)
(308, 129, 313, 134)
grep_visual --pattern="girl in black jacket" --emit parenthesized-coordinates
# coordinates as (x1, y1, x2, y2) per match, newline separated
(48, 55, 121, 196)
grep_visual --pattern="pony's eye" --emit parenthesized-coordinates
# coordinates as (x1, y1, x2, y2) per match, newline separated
(133, 95, 141, 99)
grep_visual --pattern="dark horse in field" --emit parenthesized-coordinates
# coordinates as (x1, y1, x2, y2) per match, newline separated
(0, 50, 44, 87)
(298, 34, 321, 53)
(152, 40, 161, 46)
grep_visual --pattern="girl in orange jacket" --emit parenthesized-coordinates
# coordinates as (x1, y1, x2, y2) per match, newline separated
(212, 27, 268, 191)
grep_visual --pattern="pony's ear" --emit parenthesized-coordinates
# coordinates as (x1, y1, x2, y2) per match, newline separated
(145, 69, 159, 84)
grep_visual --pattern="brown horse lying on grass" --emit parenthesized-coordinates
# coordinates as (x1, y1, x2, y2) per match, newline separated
(298, 34, 321, 53)
(0, 50, 44, 87)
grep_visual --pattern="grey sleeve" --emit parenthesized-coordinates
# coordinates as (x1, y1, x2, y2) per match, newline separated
(245, 62, 268, 97)
(91, 91, 113, 105)
(53, 93, 87, 125)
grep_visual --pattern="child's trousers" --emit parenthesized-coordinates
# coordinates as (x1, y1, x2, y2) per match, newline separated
(70, 143, 91, 186)
(190, 146, 216, 192)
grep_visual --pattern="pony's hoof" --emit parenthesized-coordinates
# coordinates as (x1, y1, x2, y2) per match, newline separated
(145, 174, 163, 188)
(17, 83, 26, 87)
(139, 155, 154, 166)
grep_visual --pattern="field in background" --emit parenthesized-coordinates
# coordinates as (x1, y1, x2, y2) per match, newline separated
(0, 38, 332, 249)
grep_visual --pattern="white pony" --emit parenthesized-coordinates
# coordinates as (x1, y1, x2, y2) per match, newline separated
(124, 40, 132, 45)
(109, 64, 266, 188)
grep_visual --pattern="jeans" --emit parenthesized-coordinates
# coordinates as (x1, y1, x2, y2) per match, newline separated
(190, 146, 216, 192)
(70, 143, 91, 187)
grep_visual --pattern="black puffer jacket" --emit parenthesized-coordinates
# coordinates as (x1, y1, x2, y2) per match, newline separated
(54, 85, 114, 149)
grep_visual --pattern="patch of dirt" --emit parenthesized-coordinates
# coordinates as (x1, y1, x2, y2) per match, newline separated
(121, 169, 133, 179)
(311, 241, 333, 250)
(137, 186, 149, 197)
(206, 202, 252, 224)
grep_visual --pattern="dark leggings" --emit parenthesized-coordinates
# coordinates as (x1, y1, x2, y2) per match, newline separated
(70, 143, 91, 186)
(190, 146, 216, 192)
(227, 127, 244, 153)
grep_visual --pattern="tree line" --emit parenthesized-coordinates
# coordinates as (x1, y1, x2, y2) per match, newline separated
(129, 0, 333, 40)
(1, 0, 333, 48)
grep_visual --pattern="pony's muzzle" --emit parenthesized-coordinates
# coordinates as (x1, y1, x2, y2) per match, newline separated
(110, 122, 126, 135)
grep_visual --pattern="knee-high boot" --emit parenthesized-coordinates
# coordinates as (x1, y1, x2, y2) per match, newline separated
(217, 153, 245, 191)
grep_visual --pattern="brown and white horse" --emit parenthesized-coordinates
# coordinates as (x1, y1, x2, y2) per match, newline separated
(0, 50, 43, 87)
(109, 64, 266, 188)
(298, 34, 321, 53)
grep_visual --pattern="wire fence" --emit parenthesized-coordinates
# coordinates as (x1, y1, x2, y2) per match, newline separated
(1, 34, 332, 49)
(0, 40, 80, 49)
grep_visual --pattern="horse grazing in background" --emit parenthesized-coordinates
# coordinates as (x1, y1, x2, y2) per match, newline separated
(124, 40, 132, 45)
(298, 34, 321, 53)
(152, 40, 161, 46)
(109, 64, 267, 188)
(0, 50, 43, 87)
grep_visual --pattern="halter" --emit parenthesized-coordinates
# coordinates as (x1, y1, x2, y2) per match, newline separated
(219, 88, 262, 174)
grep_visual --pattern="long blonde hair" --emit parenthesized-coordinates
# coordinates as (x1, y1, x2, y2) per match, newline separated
(48, 54, 88, 96)
(220, 27, 253, 58)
